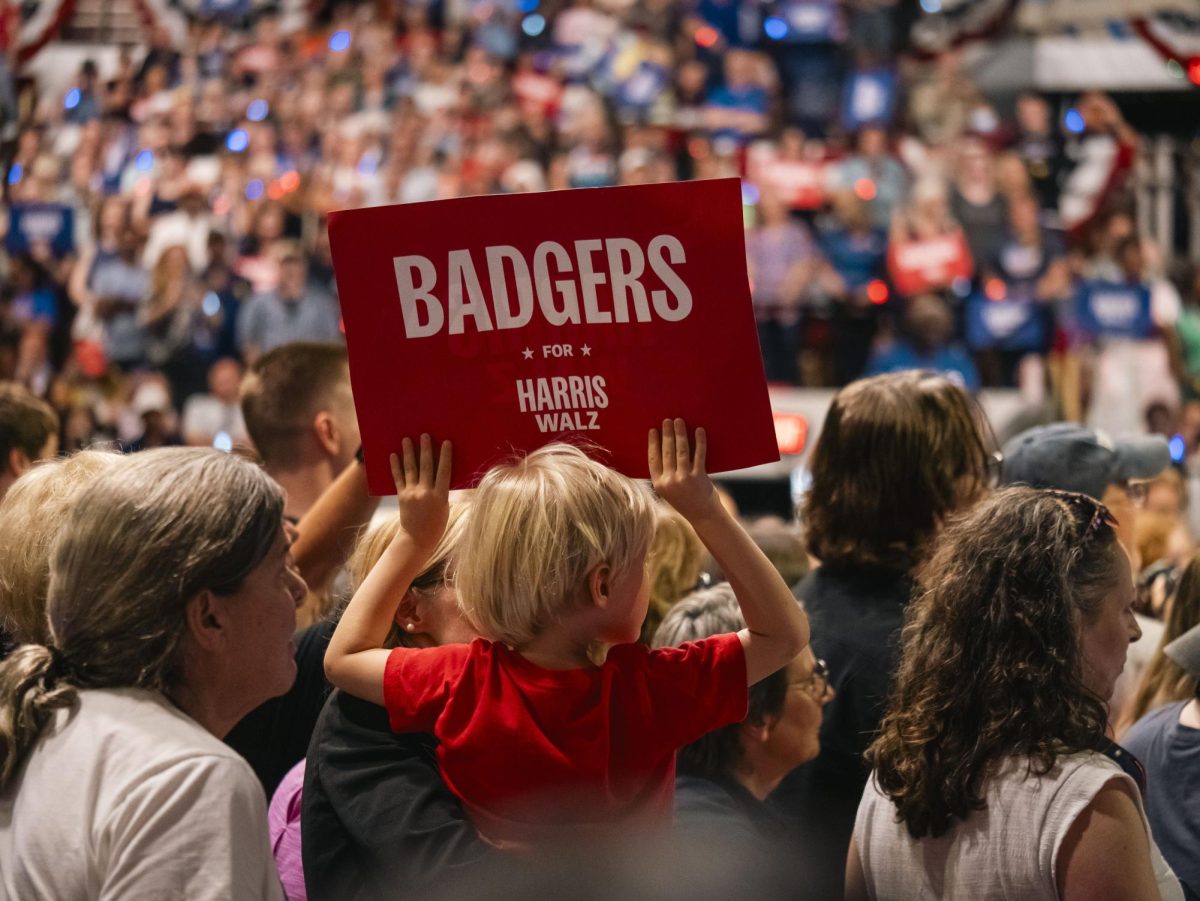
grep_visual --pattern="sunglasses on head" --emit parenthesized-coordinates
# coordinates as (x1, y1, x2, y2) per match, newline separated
(1043, 489, 1118, 541)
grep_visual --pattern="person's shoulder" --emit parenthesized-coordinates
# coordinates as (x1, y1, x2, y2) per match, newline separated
(313, 689, 439, 766)
(1124, 701, 1188, 750)
(78, 688, 233, 754)
(70, 689, 258, 800)
(674, 774, 742, 817)
(387, 639, 483, 678)
(674, 775, 763, 844)
(1035, 750, 1134, 803)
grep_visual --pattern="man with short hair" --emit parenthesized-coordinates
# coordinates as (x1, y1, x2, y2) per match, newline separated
(229, 342, 376, 793)
(0, 382, 58, 499)
(241, 341, 360, 521)
(237, 250, 342, 364)
(182, 357, 247, 448)
(1000, 422, 1170, 569)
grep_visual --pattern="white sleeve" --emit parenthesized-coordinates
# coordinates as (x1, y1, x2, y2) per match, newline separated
(97, 755, 284, 901)
(180, 397, 205, 440)
(1151, 279, 1181, 329)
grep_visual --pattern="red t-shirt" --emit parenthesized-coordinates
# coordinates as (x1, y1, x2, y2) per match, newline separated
(383, 633, 748, 847)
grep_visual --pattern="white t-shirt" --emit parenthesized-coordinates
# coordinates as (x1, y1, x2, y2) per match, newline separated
(0, 688, 283, 901)
(854, 752, 1183, 901)
(181, 394, 248, 446)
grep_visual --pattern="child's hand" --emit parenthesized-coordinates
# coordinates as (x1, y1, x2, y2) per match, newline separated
(390, 434, 452, 556)
(649, 418, 719, 523)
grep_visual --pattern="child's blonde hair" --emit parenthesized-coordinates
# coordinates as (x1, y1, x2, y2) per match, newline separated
(457, 443, 656, 648)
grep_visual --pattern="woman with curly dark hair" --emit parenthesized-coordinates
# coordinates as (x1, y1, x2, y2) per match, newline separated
(847, 487, 1184, 901)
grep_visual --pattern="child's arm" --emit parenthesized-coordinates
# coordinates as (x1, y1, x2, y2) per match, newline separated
(324, 434, 452, 705)
(649, 418, 809, 685)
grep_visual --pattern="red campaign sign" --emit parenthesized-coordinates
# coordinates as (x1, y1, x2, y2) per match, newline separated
(328, 179, 779, 494)
(759, 160, 828, 211)
(887, 231, 974, 297)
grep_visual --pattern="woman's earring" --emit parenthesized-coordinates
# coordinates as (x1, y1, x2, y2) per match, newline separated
(405, 623, 416, 633)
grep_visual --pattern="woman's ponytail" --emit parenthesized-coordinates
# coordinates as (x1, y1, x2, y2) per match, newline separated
(0, 644, 77, 791)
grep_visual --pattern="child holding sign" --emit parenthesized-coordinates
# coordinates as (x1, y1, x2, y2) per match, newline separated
(324, 421, 809, 847)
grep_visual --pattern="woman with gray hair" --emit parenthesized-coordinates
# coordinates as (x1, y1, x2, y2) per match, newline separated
(653, 582, 832, 846)
(0, 447, 305, 900)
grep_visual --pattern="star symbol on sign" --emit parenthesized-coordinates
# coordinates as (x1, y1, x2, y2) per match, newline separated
(522, 348, 534, 360)
(580, 345, 592, 356)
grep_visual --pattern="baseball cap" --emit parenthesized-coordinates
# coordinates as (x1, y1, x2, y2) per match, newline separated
(1000, 423, 1170, 501)
(1165, 622, 1200, 677)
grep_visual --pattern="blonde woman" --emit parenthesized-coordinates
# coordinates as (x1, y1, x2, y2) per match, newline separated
(0, 449, 123, 649)
(141, 243, 206, 401)
(324, 425, 807, 847)
(274, 500, 477, 901)
(640, 503, 705, 644)
(1121, 554, 1200, 733)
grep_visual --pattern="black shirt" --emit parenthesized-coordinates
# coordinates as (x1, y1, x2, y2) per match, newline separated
(771, 562, 913, 900)
(674, 773, 780, 845)
(301, 689, 491, 900)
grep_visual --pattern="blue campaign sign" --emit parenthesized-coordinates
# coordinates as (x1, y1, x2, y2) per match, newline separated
(1076, 281, 1153, 340)
(6, 204, 75, 258)
(965, 294, 1047, 351)
(776, 0, 839, 43)
(841, 69, 896, 130)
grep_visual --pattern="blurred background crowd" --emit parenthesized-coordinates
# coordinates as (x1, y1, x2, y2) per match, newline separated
(0, 0, 1199, 452)
(3, 3, 1200, 895)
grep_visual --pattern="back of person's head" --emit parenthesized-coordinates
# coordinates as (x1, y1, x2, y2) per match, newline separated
(0, 448, 283, 790)
(346, 498, 470, 649)
(639, 504, 704, 644)
(1126, 552, 1200, 727)
(456, 443, 655, 648)
(868, 486, 1122, 838)
(706, 516, 810, 589)
(0, 382, 58, 479)
(240, 342, 350, 469)
(747, 518, 809, 587)
(803, 371, 991, 571)
(652, 582, 787, 781)
(0, 449, 123, 645)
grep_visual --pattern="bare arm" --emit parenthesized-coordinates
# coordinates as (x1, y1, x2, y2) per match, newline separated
(68, 244, 98, 307)
(649, 419, 809, 685)
(1056, 778, 1163, 901)
(844, 836, 870, 901)
(292, 455, 381, 602)
(324, 435, 451, 705)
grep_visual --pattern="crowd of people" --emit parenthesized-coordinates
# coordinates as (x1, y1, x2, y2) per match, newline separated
(0, 1, 1199, 899)
(2, 356, 1200, 899)
(0, 0, 1195, 452)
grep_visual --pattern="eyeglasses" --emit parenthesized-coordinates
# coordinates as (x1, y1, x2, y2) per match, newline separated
(987, 450, 1005, 488)
(791, 658, 830, 699)
(1044, 489, 1118, 542)
(1118, 479, 1149, 509)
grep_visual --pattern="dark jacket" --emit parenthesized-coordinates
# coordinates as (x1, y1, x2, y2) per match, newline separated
(301, 689, 490, 900)
(770, 562, 913, 900)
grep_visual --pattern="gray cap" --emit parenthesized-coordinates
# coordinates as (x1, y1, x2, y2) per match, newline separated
(1000, 423, 1170, 501)
(1165, 622, 1200, 677)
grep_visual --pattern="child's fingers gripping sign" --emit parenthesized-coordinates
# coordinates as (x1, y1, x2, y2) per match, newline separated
(648, 418, 715, 522)
(389, 434, 453, 554)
